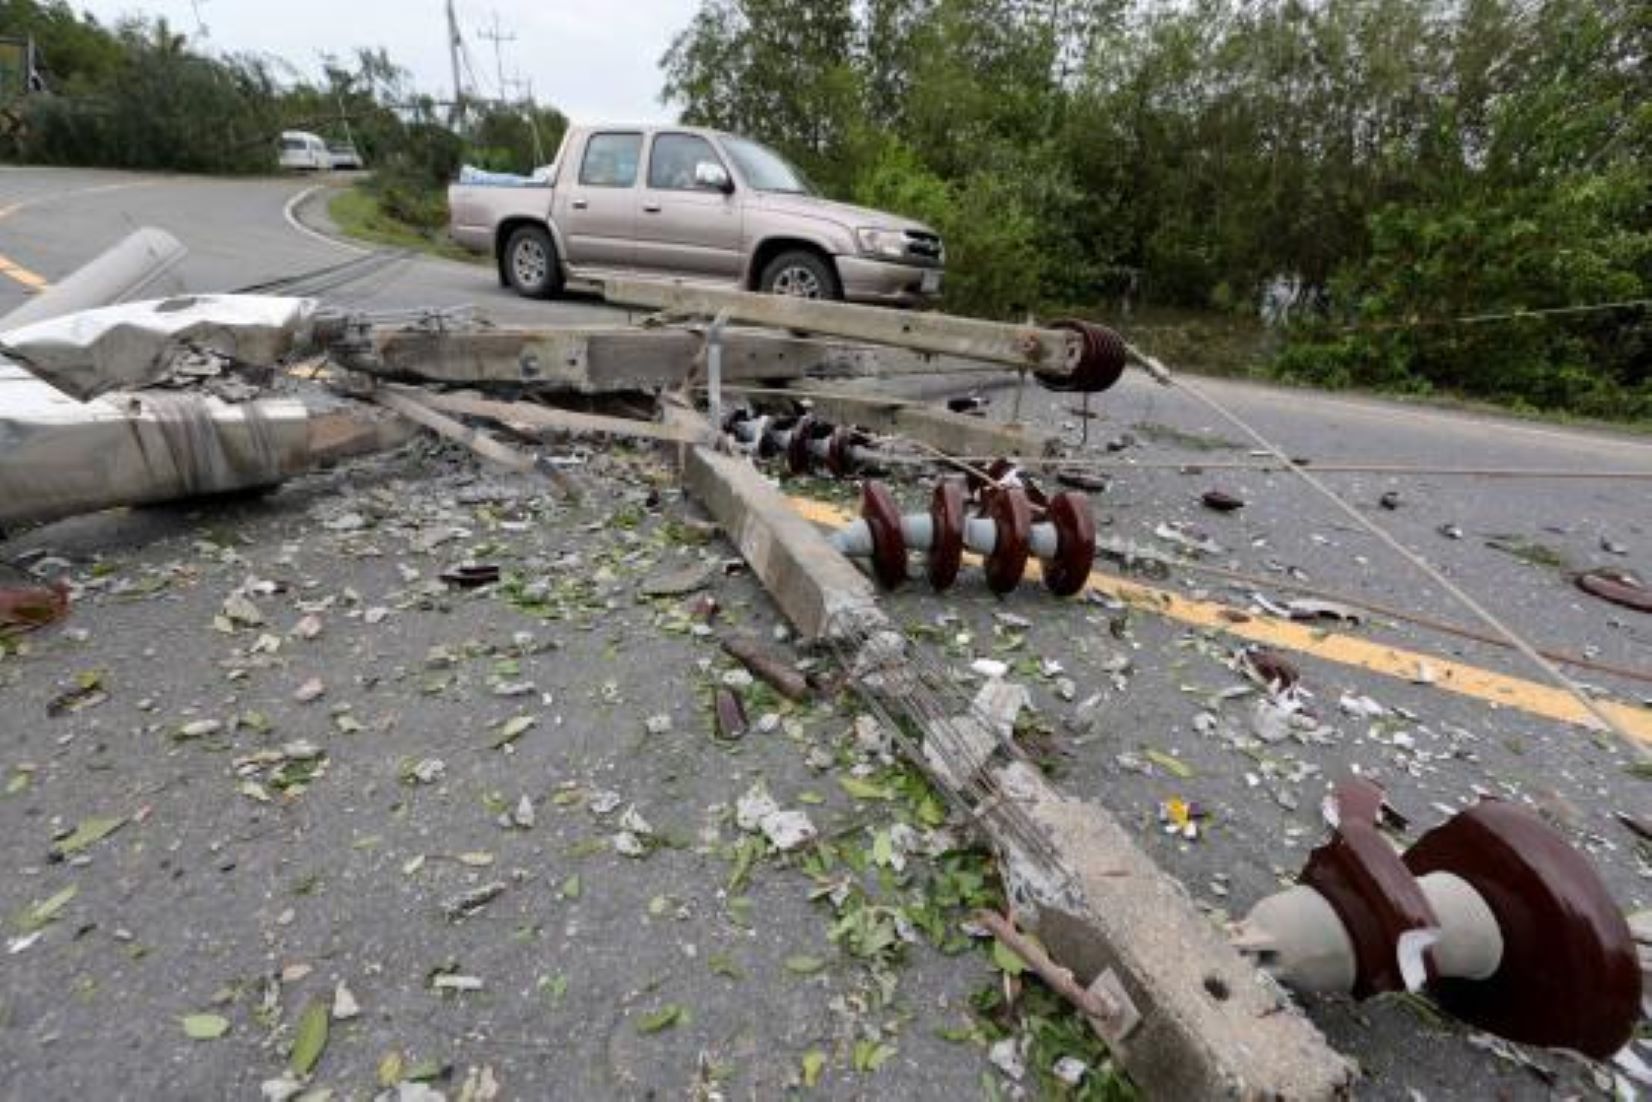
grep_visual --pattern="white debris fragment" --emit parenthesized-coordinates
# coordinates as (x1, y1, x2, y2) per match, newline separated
(410, 758, 446, 784)
(1339, 693, 1386, 719)
(588, 790, 622, 816)
(970, 658, 1009, 680)
(974, 678, 1032, 740)
(1053, 1057, 1088, 1086)
(293, 678, 326, 704)
(735, 783, 818, 852)
(511, 795, 536, 829)
(619, 805, 654, 837)
(332, 981, 361, 1021)
(989, 1036, 1027, 1081)
(760, 810, 817, 851)
(645, 714, 673, 735)
(612, 832, 646, 858)
(260, 1075, 305, 1102)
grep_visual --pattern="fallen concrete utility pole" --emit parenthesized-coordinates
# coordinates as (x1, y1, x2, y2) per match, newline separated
(329, 322, 878, 394)
(659, 397, 1353, 1098)
(0, 226, 187, 332)
(606, 278, 1081, 374)
(0, 375, 410, 528)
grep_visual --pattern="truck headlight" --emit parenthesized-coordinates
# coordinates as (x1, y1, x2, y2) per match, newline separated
(856, 227, 907, 260)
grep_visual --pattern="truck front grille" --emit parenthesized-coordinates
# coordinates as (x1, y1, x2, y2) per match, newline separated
(904, 231, 943, 262)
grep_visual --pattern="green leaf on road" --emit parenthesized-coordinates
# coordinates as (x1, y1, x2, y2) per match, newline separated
(801, 1049, 826, 1087)
(181, 1013, 229, 1040)
(54, 816, 125, 856)
(991, 937, 1028, 976)
(839, 776, 894, 801)
(18, 885, 77, 932)
(784, 954, 826, 975)
(491, 715, 535, 749)
(559, 874, 581, 900)
(636, 1004, 685, 1034)
(1144, 749, 1194, 779)
(289, 998, 329, 1076)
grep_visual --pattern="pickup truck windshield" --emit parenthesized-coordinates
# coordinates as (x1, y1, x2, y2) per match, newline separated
(721, 136, 814, 195)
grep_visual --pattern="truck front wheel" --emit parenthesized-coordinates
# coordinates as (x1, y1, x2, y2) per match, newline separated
(759, 250, 841, 301)
(504, 225, 563, 300)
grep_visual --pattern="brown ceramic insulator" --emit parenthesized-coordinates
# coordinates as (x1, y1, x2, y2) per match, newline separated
(787, 414, 817, 474)
(860, 480, 908, 589)
(1043, 492, 1096, 597)
(981, 486, 1033, 594)
(927, 478, 966, 592)
(1403, 800, 1642, 1058)
(826, 426, 865, 479)
(1299, 778, 1438, 998)
(1245, 648, 1300, 689)
(1040, 319, 1129, 393)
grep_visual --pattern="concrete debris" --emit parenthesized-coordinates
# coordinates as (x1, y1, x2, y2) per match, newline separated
(0, 294, 316, 401)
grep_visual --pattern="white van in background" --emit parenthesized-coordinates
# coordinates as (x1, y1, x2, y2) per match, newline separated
(278, 130, 330, 171)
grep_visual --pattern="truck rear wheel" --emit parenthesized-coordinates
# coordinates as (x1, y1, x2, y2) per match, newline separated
(504, 225, 563, 300)
(759, 250, 841, 301)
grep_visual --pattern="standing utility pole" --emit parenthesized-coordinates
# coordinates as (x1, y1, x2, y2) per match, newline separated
(478, 11, 516, 103)
(445, 0, 466, 127)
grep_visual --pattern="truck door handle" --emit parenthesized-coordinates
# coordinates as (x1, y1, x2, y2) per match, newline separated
(642, 203, 661, 214)
(571, 199, 588, 210)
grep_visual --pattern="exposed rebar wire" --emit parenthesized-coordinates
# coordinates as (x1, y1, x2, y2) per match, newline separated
(1158, 371, 1650, 759)
(1347, 297, 1652, 333)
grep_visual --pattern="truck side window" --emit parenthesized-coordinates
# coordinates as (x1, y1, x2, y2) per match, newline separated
(648, 133, 721, 191)
(579, 132, 642, 188)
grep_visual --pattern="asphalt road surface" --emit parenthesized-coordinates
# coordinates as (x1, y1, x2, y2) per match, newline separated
(2, 166, 1649, 1100)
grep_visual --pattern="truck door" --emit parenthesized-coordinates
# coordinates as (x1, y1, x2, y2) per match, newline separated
(634, 132, 743, 280)
(556, 131, 642, 272)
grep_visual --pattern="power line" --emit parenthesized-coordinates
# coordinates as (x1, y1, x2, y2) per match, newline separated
(477, 10, 516, 104)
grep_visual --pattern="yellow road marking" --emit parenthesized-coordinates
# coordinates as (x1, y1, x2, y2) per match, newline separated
(0, 252, 49, 290)
(0, 178, 161, 292)
(788, 495, 1652, 744)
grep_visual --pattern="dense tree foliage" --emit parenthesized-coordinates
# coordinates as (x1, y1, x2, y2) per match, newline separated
(663, 0, 1650, 417)
(0, 0, 564, 212)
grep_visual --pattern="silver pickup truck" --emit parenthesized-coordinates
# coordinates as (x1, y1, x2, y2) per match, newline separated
(448, 125, 944, 305)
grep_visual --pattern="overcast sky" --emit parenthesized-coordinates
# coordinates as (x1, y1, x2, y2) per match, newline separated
(71, 0, 702, 122)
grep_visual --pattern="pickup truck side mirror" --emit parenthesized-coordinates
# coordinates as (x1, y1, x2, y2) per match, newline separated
(695, 161, 734, 194)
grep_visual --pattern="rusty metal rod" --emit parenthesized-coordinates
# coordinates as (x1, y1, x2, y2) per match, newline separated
(974, 909, 1123, 1025)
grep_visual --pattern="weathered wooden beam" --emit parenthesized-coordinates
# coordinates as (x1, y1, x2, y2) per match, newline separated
(604, 278, 1080, 372)
(780, 381, 1058, 458)
(361, 325, 876, 393)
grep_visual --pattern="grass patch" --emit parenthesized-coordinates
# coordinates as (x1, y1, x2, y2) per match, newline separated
(326, 186, 481, 264)
(1483, 535, 1570, 570)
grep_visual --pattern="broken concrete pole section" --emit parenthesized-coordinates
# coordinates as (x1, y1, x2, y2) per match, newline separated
(0, 294, 317, 401)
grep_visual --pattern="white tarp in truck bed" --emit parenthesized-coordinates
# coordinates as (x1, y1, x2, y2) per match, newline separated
(0, 294, 316, 402)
